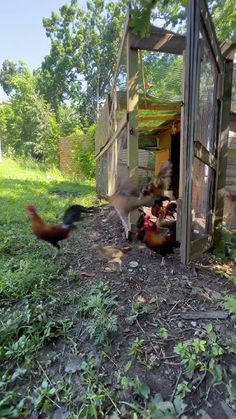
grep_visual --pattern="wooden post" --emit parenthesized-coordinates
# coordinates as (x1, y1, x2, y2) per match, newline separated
(127, 31, 139, 230)
(180, 0, 201, 264)
(176, 51, 185, 242)
(213, 59, 234, 240)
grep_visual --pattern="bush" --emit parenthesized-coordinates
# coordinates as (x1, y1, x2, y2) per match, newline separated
(71, 125, 96, 179)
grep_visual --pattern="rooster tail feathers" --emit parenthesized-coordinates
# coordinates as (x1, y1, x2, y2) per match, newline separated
(62, 204, 93, 227)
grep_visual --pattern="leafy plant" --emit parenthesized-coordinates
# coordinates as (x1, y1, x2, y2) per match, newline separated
(156, 327, 169, 339)
(78, 282, 118, 344)
(121, 393, 187, 418)
(220, 295, 236, 316)
(174, 327, 226, 378)
(128, 338, 145, 358)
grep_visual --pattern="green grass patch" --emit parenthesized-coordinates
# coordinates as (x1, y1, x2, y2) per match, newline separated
(0, 158, 96, 383)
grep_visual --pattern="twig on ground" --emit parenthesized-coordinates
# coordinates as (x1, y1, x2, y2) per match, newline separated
(192, 370, 207, 392)
(136, 318, 159, 356)
(168, 301, 181, 316)
(171, 369, 182, 402)
(36, 361, 60, 403)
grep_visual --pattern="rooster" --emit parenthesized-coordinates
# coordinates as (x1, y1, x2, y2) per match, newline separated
(26, 204, 92, 255)
(136, 211, 180, 266)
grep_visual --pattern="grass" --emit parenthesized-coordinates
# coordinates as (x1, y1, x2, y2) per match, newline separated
(0, 158, 97, 416)
(1, 158, 236, 418)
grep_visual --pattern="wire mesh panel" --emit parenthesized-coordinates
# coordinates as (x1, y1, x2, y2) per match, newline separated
(95, 99, 111, 155)
(138, 149, 156, 188)
(180, 0, 225, 264)
(107, 125, 128, 195)
(196, 29, 218, 154)
(191, 157, 215, 239)
(109, 38, 127, 133)
(96, 152, 108, 194)
(117, 127, 128, 187)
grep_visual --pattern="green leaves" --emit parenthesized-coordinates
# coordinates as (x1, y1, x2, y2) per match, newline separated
(41, 0, 127, 125)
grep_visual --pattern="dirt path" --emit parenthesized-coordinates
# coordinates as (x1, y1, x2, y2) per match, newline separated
(34, 206, 236, 418)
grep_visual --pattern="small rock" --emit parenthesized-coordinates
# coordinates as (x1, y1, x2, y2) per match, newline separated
(191, 321, 197, 327)
(125, 315, 136, 325)
(129, 261, 139, 268)
(149, 297, 157, 304)
(65, 359, 82, 373)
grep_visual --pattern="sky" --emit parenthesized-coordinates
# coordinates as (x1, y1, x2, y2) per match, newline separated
(0, 0, 87, 100)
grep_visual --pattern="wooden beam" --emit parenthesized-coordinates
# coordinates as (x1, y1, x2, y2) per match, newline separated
(213, 60, 234, 241)
(176, 50, 185, 242)
(194, 140, 217, 170)
(138, 115, 180, 121)
(180, 0, 201, 265)
(127, 32, 139, 231)
(138, 123, 177, 132)
(153, 33, 174, 50)
(119, 104, 181, 111)
(138, 166, 155, 172)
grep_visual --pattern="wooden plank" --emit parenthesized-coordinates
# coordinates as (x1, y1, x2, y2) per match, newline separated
(130, 25, 185, 55)
(138, 115, 179, 122)
(180, 0, 201, 265)
(138, 124, 178, 132)
(176, 50, 185, 242)
(119, 104, 181, 111)
(194, 140, 217, 169)
(213, 60, 234, 241)
(95, 115, 127, 160)
(153, 33, 174, 50)
(180, 311, 229, 320)
(138, 165, 155, 172)
(127, 32, 139, 232)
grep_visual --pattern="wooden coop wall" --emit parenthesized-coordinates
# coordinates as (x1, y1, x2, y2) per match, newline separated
(223, 57, 236, 228)
(224, 113, 236, 227)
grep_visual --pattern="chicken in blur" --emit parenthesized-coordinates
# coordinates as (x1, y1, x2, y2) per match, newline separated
(26, 204, 92, 255)
(97, 245, 131, 271)
(97, 161, 173, 238)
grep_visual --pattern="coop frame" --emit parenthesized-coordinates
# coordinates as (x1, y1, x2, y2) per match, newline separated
(95, 0, 235, 265)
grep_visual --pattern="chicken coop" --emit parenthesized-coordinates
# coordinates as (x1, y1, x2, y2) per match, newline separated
(95, 0, 236, 265)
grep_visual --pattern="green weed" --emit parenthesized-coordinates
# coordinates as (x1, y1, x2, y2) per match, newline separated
(78, 282, 118, 344)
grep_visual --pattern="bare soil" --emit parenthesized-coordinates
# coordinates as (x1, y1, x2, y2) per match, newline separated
(33, 206, 236, 418)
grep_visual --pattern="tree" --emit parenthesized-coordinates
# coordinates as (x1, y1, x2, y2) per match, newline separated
(130, 0, 236, 42)
(0, 65, 60, 163)
(0, 60, 26, 96)
(40, 0, 127, 126)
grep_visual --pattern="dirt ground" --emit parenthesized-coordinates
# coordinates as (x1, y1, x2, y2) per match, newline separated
(33, 205, 236, 418)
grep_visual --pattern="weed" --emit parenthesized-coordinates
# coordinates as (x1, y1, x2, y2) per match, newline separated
(156, 327, 169, 339)
(220, 294, 236, 321)
(32, 379, 57, 412)
(78, 282, 118, 344)
(128, 338, 145, 359)
(174, 325, 226, 378)
(121, 393, 187, 418)
(0, 300, 73, 367)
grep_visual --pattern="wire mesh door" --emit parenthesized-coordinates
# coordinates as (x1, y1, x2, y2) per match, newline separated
(180, 0, 224, 264)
